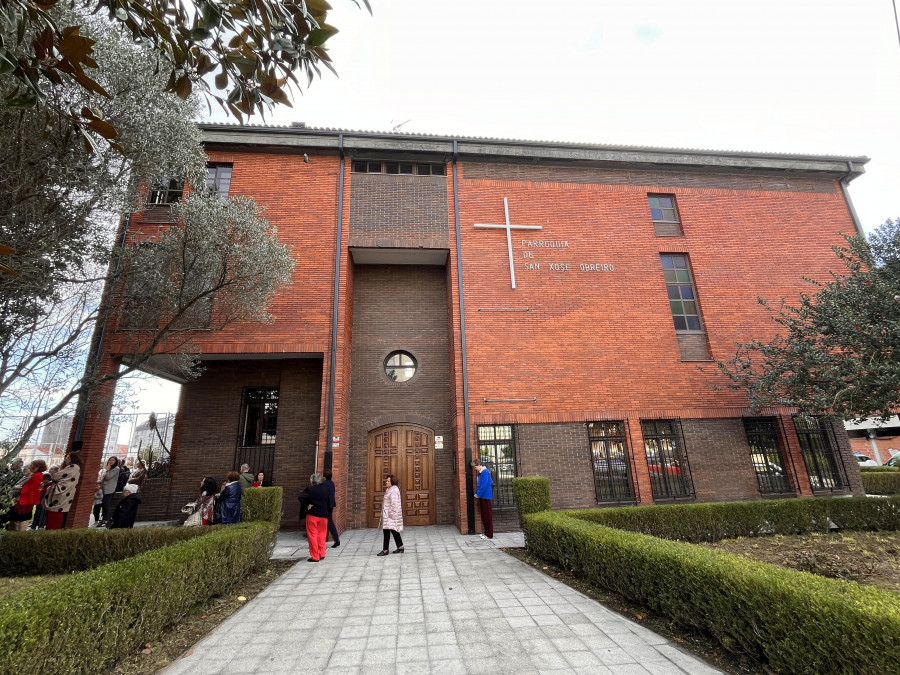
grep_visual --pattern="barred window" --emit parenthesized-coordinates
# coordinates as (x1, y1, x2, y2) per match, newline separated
(588, 421, 634, 503)
(743, 418, 792, 494)
(241, 388, 279, 446)
(641, 420, 693, 500)
(476, 425, 516, 507)
(794, 416, 845, 492)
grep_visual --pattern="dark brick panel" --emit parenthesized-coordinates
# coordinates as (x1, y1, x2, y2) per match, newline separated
(515, 423, 596, 510)
(681, 418, 760, 502)
(349, 173, 450, 246)
(348, 265, 454, 528)
(464, 162, 837, 193)
(172, 358, 323, 527)
(677, 334, 712, 361)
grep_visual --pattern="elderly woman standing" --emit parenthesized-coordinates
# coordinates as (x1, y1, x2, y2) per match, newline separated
(298, 473, 330, 562)
(44, 452, 82, 530)
(217, 471, 243, 524)
(377, 474, 404, 556)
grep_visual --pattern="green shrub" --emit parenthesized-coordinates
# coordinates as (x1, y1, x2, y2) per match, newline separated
(524, 511, 900, 675)
(512, 477, 551, 526)
(0, 522, 273, 675)
(567, 496, 900, 543)
(860, 465, 900, 472)
(862, 472, 900, 495)
(0, 527, 210, 576)
(242, 486, 283, 524)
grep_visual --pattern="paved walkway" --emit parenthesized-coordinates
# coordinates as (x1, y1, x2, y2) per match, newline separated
(164, 526, 721, 674)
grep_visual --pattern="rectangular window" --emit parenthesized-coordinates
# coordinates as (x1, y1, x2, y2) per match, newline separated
(147, 177, 184, 205)
(794, 416, 845, 492)
(661, 254, 703, 332)
(477, 425, 517, 507)
(351, 160, 445, 176)
(743, 418, 792, 494)
(648, 194, 682, 236)
(241, 388, 279, 446)
(206, 165, 233, 199)
(641, 420, 693, 500)
(588, 422, 634, 503)
(648, 194, 679, 222)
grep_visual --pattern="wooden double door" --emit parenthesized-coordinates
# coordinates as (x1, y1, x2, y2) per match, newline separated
(367, 424, 435, 527)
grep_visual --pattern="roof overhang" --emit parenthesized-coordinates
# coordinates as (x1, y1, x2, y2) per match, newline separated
(350, 247, 449, 266)
(199, 124, 869, 181)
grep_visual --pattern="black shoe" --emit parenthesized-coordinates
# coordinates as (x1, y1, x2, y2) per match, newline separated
(307, 557, 319, 562)
(376, 550, 389, 557)
(392, 546, 404, 554)
(331, 541, 340, 548)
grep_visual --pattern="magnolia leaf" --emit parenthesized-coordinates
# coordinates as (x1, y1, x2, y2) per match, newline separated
(174, 73, 192, 98)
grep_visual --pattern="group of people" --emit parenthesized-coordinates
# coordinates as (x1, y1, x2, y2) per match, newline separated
(0, 451, 84, 530)
(92, 457, 147, 528)
(181, 464, 270, 527)
(296, 459, 495, 561)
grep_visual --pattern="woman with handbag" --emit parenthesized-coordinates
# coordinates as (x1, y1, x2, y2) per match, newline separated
(8, 460, 46, 531)
(43, 452, 82, 530)
(183, 477, 217, 526)
(376, 474, 404, 556)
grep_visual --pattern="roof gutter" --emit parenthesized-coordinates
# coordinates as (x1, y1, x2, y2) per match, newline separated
(836, 161, 865, 236)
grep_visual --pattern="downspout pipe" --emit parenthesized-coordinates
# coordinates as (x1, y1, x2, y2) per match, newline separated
(325, 135, 345, 472)
(453, 140, 476, 534)
(73, 213, 133, 449)
(837, 161, 865, 237)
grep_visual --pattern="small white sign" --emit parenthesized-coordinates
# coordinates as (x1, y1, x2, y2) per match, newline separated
(435, 441, 444, 449)
(435, 436, 443, 442)
(333, 436, 340, 442)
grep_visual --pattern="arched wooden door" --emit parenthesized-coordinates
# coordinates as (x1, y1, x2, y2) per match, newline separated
(367, 424, 435, 527)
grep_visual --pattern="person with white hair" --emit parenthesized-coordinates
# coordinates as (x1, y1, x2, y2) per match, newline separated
(298, 473, 330, 562)
(110, 483, 141, 529)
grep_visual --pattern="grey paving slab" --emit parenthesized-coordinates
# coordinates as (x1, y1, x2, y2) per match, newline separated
(163, 526, 721, 675)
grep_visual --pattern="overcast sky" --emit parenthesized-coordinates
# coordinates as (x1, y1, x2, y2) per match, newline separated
(141, 0, 900, 412)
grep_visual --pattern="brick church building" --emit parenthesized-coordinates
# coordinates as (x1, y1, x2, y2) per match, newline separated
(69, 125, 869, 532)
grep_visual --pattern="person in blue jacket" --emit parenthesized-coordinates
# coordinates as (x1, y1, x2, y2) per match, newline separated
(217, 471, 243, 524)
(471, 459, 494, 539)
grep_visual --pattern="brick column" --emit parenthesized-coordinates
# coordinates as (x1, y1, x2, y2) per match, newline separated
(627, 419, 655, 505)
(780, 414, 814, 497)
(67, 353, 121, 528)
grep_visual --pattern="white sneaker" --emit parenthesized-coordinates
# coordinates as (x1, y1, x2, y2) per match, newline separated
(479, 534, 487, 539)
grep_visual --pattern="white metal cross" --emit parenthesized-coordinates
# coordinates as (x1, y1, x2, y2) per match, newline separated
(474, 197, 542, 289)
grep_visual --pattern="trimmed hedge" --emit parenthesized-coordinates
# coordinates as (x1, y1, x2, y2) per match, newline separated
(0, 527, 210, 576)
(524, 511, 900, 675)
(242, 486, 283, 524)
(567, 496, 900, 543)
(511, 477, 551, 526)
(860, 465, 900, 472)
(862, 472, 900, 495)
(0, 522, 274, 675)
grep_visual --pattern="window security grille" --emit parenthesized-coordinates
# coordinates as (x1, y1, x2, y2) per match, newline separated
(587, 421, 635, 503)
(743, 418, 792, 494)
(794, 416, 845, 492)
(641, 420, 693, 500)
(476, 425, 516, 507)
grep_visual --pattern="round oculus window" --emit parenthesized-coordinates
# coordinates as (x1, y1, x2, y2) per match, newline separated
(385, 351, 417, 382)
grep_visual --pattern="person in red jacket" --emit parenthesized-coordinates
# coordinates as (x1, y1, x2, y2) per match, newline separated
(9, 460, 47, 531)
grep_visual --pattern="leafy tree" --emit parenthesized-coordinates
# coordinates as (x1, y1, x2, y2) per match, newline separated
(0, 10, 295, 457)
(717, 219, 900, 421)
(0, 0, 367, 145)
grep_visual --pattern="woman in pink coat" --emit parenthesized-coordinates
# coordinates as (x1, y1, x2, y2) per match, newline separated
(376, 474, 404, 556)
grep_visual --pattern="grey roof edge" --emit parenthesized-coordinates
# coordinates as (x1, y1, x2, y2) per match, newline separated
(199, 123, 869, 179)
